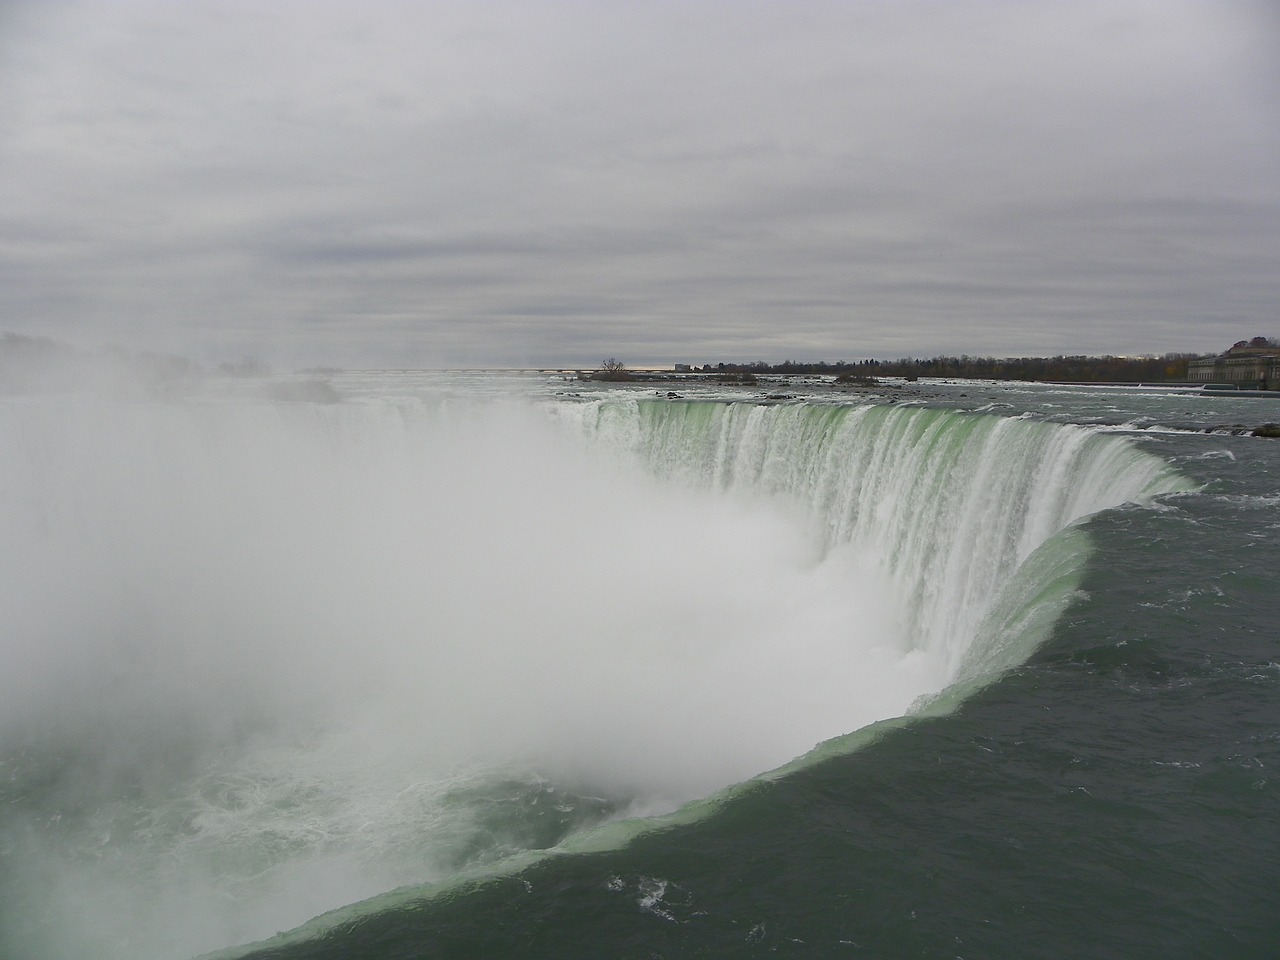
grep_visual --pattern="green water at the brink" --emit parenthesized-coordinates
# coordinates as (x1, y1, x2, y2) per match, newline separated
(234, 378, 1280, 960)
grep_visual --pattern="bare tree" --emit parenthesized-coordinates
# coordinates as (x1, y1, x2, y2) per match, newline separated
(593, 358, 634, 381)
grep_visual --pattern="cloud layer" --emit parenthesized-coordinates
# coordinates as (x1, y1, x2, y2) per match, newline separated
(2, 1, 1277, 367)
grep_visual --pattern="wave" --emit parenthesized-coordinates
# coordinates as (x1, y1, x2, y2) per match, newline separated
(0, 392, 1191, 960)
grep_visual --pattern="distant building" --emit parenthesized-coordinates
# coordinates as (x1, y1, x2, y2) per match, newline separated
(674, 363, 691, 372)
(1187, 338, 1280, 389)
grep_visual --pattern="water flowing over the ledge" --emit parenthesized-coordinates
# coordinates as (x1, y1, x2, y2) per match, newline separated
(560, 398, 1190, 683)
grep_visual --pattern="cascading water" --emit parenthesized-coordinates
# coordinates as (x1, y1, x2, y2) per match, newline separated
(561, 398, 1190, 681)
(0, 385, 1191, 960)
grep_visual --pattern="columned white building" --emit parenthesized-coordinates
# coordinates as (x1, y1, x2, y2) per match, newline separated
(1187, 339, 1280, 389)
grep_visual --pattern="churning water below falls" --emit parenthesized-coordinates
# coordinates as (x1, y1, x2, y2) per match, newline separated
(1, 372, 1277, 960)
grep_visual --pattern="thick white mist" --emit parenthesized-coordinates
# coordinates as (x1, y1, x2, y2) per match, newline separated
(0, 392, 924, 960)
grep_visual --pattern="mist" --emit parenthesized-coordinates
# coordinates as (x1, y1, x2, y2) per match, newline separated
(0, 378, 920, 959)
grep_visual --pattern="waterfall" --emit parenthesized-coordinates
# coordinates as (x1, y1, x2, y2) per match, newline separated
(560, 399, 1190, 681)
(0, 390, 1192, 960)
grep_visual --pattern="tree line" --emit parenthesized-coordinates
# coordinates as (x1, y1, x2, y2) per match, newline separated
(690, 353, 1208, 383)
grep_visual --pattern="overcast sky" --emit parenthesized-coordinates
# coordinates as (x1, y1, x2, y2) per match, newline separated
(1, 1, 1277, 368)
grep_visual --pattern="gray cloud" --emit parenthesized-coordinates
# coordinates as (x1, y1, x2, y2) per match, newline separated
(1, 0, 1277, 367)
